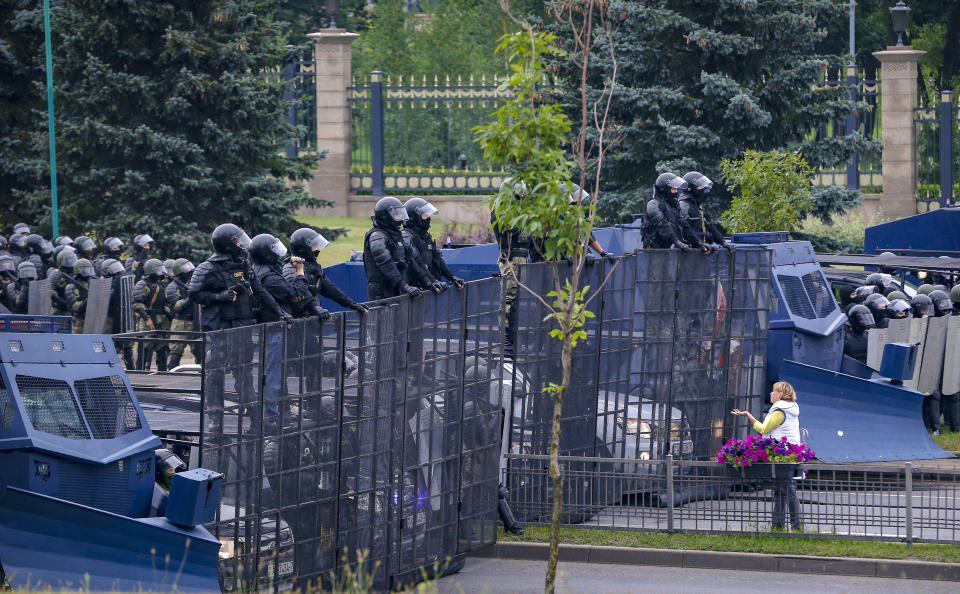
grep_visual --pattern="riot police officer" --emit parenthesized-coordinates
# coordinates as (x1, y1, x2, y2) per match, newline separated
(363, 197, 421, 301)
(283, 228, 369, 316)
(134, 259, 170, 371)
(73, 236, 97, 262)
(94, 237, 125, 276)
(402, 198, 465, 293)
(642, 173, 697, 251)
(6, 261, 37, 314)
(165, 258, 197, 369)
(24, 234, 54, 275)
(53, 236, 73, 248)
(492, 178, 534, 353)
(49, 248, 78, 316)
(929, 290, 954, 317)
(843, 304, 874, 364)
(679, 171, 731, 252)
(8, 235, 27, 265)
(188, 223, 289, 331)
(912, 293, 935, 318)
(125, 234, 154, 282)
(864, 294, 891, 329)
(64, 258, 97, 334)
(12, 223, 30, 237)
(0, 255, 16, 310)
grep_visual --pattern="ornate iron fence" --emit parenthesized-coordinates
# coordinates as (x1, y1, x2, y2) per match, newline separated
(812, 68, 882, 190)
(915, 91, 959, 209)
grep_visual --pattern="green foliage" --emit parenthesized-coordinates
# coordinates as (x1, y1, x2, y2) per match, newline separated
(7, 0, 333, 260)
(559, 0, 875, 226)
(794, 208, 886, 254)
(545, 283, 594, 349)
(721, 150, 814, 234)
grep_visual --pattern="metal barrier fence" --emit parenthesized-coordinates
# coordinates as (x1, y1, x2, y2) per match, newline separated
(915, 92, 959, 209)
(504, 250, 772, 521)
(505, 454, 960, 544)
(123, 278, 504, 591)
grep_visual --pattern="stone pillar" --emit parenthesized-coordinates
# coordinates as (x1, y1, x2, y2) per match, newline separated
(303, 29, 358, 217)
(872, 46, 926, 220)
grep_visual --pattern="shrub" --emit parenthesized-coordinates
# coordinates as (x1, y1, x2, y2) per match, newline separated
(721, 150, 814, 233)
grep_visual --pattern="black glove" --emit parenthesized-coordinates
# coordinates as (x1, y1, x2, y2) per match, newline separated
(402, 283, 421, 298)
(432, 281, 449, 293)
(351, 302, 370, 314)
(724, 240, 735, 253)
(674, 240, 691, 252)
(216, 288, 237, 302)
(281, 311, 294, 324)
(452, 277, 465, 290)
(601, 251, 617, 262)
(314, 307, 332, 321)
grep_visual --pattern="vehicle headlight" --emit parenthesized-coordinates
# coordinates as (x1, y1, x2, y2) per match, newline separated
(218, 537, 236, 560)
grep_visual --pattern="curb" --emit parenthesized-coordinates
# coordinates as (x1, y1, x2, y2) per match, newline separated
(469, 542, 960, 581)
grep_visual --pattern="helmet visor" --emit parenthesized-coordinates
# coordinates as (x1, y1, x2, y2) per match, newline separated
(416, 202, 439, 218)
(60, 253, 78, 268)
(934, 297, 952, 311)
(270, 240, 288, 259)
(567, 184, 591, 204)
(308, 233, 329, 251)
(77, 264, 95, 277)
(19, 268, 37, 280)
(156, 264, 169, 276)
(105, 237, 123, 251)
(667, 177, 689, 191)
(389, 205, 409, 222)
(106, 261, 126, 276)
(0, 260, 14, 273)
(138, 234, 155, 246)
(689, 174, 713, 191)
(916, 303, 934, 316)
(41, 240, 54, 254)
(236, 231, 252, 249)
(179, 261, 195, 274)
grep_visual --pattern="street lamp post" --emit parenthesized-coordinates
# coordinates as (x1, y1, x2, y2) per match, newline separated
(890, 1, 910, 47)
(42, 0, 59, 237)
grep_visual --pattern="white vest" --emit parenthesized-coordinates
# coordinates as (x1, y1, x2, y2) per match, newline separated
(766, 400, 801, 444)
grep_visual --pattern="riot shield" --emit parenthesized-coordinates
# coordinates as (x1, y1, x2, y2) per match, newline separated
(118, 275, 135, 333)
(867, 318, 911, 370)
(905, 317, 929, 391)
(192, 303, 202, 332)
(27, 278, 52, 315)
(917, 315, 949, 395)
(943, 316, 960, 395)
(83, 277, 113, 334)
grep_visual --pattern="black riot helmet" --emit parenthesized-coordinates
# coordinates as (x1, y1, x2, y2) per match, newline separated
(13, 223, 30, 236)
(889, 299, 912, 319)
(654, 173, 686, 200)
(249, 233, 287, 265)
(9, 234, 27, 255)
(103, 236, 124, 257)
(952, 284, 960, 305)
(847, 304, 875, 334)
(54, 235, 73, 247)
(0, 255, 15, 274)
(17, 260, 37, 280)
(878, 251, 897, 274)
(928, 290, 953, 317)
(911, 293, 934, 317)
(211, 224, 251, 257)
(850, 285, 877, 303)
(56, 249, 78, 271)
(289, 228, 329, 260)
(373, 196, 409, 229)
(404, 197, 439, 231)
(682, 171, 713, 200)
(864, 273, 889, 294)
(25, 234, 53, 255)
(74, 258, 95, 278)
(73, 236, 96, 259)
(100, 258, 126, 278)
(864, 294, 891, 324)
(143, 258, 167, 279)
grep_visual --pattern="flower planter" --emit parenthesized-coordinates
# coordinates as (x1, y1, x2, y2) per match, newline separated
(736, 462, 801, 481)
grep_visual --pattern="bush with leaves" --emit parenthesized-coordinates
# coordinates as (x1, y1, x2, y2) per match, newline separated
(721, 150, 815, 234)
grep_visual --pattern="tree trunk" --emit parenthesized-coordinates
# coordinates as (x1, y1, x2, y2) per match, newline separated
(544, 325, 573, 593)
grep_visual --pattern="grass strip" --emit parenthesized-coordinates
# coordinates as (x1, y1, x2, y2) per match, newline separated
(932, 429, 960, 453)
(500, 526, 960, 564)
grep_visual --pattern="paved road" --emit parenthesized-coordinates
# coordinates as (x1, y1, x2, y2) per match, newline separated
(436, 558, 958, 593)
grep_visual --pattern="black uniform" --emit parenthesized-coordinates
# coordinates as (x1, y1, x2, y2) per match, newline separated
(253, 261, 301, 322)
(188, 253, 285, 331)
(643, 175, 698, 250)
(363, 223, 411, 301)
(5, 279, 29, 314)
(678, 191, 724, 247)
(403, 226, 457, 290)
(282, 261, 354, 317)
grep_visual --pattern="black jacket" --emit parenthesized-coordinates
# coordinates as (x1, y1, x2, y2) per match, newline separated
(363, 222, 408, 300)
(253, 262, 301, 322)
(643, 195, 701, 249)
(844, 328, 869, 364)
(402, 227, 454, 289)
(678, 192, 725, 246)
(188, 253, 284, 331)
(5, 281, 29, 314)
(125, 251, 149, 283)
(281, 259, 354, 317)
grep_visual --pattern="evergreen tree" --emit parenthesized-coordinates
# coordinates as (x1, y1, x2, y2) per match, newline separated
(558, 0, 878, 224)
(0, 0, 46, 229)
(28, 0, 330, 260)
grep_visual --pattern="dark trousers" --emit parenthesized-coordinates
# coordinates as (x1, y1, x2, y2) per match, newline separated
(772, 479, 802, 529)
(941, 392, 960, 432)
(923, 391, 942, 432)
